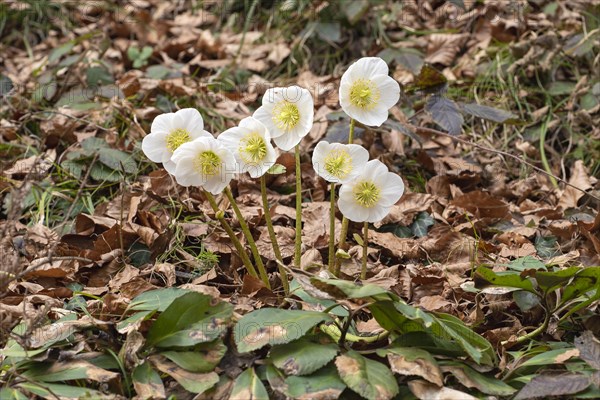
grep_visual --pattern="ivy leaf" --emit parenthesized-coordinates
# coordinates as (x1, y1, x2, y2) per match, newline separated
(426, 95, 463, 135)
(459, 102, 518, 123)
(98, 148, 137, 174)
(411, 212, 434, 237)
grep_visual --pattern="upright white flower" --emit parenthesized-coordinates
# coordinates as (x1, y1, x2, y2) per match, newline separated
(339, 57, 400, 127)
(218, 117, 277, 178)
(338, 160, 404, 223)
(171, 136, 236, 195)
(312, 141, 369, 184)
(253, 86, 314, 151)
(142, 108, 211, 174)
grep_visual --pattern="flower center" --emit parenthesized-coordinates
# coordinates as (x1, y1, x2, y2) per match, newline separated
(272, 101, 300, 131)
(349, 79, 380, 110)
(324, 149, 352, 180)
(194, 150, 221, 176)
(354, 181, 381, 208)
(239, 133, 268, 164)
(166, 128, 191, 153)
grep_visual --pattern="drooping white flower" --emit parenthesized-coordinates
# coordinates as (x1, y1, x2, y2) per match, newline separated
(217, 117, 277, 178)
(311, 141, 369, 184)
(339, 57, 400, 127)
(253, 86, 314, 151)
(171, 136, 236, 195)
(338, 159, 404, 223)
(142, 108, 212, 174)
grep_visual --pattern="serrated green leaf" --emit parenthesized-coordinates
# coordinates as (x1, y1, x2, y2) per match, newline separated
(271, 338, 338, 376)
(234, 309, 331, 353)
(335, 350, 399, 400)
(146, 292, 232, 348)
(230, 368, 269, 400)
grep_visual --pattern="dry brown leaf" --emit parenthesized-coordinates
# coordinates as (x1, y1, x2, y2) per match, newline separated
(408, 380, 478, 400)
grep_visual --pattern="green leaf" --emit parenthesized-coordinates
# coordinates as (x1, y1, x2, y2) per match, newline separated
(234, 309, 331, 353)
(460, 102, 518, 123)
(335, 350, 399, 400)
(285, 365, 346, 399)
(411, 212, 434, 237)
(474, 267, 537, 293)
(271, 338, 338, 376)
(140, 46, 153, 59)
(518, 347, 580, 369)
(508, 256, 547, 272)
(16, 383, 105, 399)
(90, 163, 122, 182)
(513, 290, 541, 312)
(426, 95, 463, 136)
(432, 313, 496, 366)
(229, 368, 269, 400)
(441, 362, 516, 396)
(0, 388, 28, 400)
(547, 81, 577, 96)
(81, 137, 109, 151)
(161, 340, 226, 372)
(536, 267, 581, 293)
(98, 148, 137, 174)
(49, 41, 75, 63)
(408, 64, 448, 94)
(151, 356, 219, 394)
(132, 361, 165, 399)
(127, 47, 140, 61)
(267, 163, 286, 175)
(343, 0, 370, 25)
(146, 65, 171, 80)
(310, 276, 392, 299)
(562, 267, 600, 304)
(86, 66, 114, 86)
(535, 235, 559, 258)
(22, 360, 118, 383)
(377, 48, 424, 73)
(146, 292, 233, 348)
(128, 287, 192, 312)
(376, 345, 443, 386)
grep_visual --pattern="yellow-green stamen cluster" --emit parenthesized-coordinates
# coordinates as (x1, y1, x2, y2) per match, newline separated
(272, 101, 300, 131)
(349, 79, 380, 110)
(239, 133, 268, 163)
(354, 181, 380, 208)
(194, 150, 221, 176)
(324, 149, 352, 180)
(166, 128, 191, 152)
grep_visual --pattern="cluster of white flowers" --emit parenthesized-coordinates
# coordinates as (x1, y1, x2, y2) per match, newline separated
(142, 56, 404, 221)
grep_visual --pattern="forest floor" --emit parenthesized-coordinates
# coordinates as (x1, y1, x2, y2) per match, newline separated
(0, 1, 599, 399)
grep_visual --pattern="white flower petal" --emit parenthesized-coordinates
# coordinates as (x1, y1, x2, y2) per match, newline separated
(142, 132, 169, 163)
(253, 105, 282, 138)
(346, 104, 389, 127)
(345, 144, 370, 182)
(174, 108, 205, 136)
(150, 113, 175, 134)
(345, 57, 389, 82)
(367, 204, 392, 223)
(163, 159, 178, 175)
(273, 131, 301, 151)
(372, 75, 401, 109)
(338, 185, 370, 222)
(376, 172, 404, 206)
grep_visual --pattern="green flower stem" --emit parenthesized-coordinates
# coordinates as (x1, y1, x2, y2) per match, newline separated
(335, 118, 355, 275)
(294, 144, 302, 268)
(260, 175, 289, 294)
(361, 221, 368, 280)
(204, 191, 258, 279)
(328, 182, 336, 273)
(224, 186, 270, 289)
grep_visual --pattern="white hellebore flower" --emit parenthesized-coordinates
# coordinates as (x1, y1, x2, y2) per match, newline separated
(218, 117, 277, 178)
(253, 86, 314, 151)
(338, 159, 404, 223)
(142, 108, 211, 174)
(171, 136, 236, 195)
(312, 141, 369, 184)
(339, 57, 400, 127)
